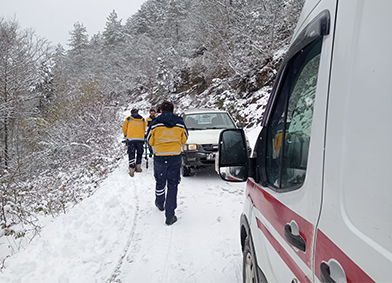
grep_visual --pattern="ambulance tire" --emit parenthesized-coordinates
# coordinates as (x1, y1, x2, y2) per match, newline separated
(243, 236, 258, 283)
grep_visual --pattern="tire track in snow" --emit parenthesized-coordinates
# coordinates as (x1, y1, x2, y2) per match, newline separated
(164, 227, 174, 283)
(107, 176, 140, 283)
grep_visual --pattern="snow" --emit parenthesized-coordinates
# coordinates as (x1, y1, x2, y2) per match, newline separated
(273, 48, 287, 61)
(0, 128, 261, 283)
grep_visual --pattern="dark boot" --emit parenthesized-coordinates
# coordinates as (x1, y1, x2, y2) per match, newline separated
(155, 200, 164, 211)
(165, 215, 177, 225)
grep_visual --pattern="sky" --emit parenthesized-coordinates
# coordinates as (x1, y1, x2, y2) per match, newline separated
(0, 118, 260, 282)
(1, 0, 146, 47)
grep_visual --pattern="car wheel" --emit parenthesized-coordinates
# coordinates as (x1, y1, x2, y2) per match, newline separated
(182, 165, 191, 177)
(243, 236, 257, 283)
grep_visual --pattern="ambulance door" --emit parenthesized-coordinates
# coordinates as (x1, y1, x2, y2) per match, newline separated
(246, 2, 337, 282)
(316, 1, 392, 282)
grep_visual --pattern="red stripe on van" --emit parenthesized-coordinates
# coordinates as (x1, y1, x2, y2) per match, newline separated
(314, 230, 375, 283)
(247, 180, 314, 268)
(248, 179, 374, 282)
(256, 217, 312, 283)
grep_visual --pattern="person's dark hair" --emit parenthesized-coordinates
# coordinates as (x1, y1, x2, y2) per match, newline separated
(149, 108, 156, 112)
(131, 108, 138, 114)
(160, 101, 174, 112)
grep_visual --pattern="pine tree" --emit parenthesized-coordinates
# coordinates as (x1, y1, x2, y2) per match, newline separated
(102, 10, 125, 46)
(68, 22, 89, 54)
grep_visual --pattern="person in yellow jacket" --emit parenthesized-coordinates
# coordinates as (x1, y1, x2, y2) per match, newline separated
(146, 108, 157, 126)
(145, 108, 157, 157)
(145, 101, 188, 225)
(122, 108, 146, 177)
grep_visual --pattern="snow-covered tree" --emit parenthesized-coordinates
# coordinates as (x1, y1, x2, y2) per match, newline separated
(68, 22, 89, 53)
(153, 57, 174, 100)
(0, 19, 51, 169)
(0, 18, 52, 234)
(103, 10, 125, 46)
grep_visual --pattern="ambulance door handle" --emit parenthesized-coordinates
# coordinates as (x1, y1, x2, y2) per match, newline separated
(320, 262, 336, 283)
(320, 260, 347, 283)
(284, 224, 306, 252)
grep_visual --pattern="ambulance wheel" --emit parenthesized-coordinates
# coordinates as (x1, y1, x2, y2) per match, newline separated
(182, 165, 191, 177)
(243, 236, 257, 283)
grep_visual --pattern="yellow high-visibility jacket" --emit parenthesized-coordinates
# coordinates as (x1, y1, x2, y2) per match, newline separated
(146, 111, 188, 156)
(146, 116, 154, 126)
(123, 114, 146, 142)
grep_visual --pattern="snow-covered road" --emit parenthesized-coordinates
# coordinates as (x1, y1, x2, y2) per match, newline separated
(0, 155, 246, 282)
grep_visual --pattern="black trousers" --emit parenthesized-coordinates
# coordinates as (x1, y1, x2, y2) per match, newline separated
(154, 155, 181, 218)
(127, 140, 144, 168)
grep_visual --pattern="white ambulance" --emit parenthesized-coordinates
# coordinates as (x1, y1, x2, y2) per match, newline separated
(217, 0, 392, 282)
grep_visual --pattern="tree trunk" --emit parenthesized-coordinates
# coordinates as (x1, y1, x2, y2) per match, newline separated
(4, 116, 8, 170)
(3, 74, 8, 170)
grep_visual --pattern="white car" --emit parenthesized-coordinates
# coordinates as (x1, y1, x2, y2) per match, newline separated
(181, 109, 241, 176)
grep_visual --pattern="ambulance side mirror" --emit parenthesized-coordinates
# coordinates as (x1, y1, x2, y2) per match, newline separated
(218, 129, 248, 182)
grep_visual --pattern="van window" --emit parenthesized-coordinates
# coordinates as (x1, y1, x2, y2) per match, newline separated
(265, 38, 322, 190)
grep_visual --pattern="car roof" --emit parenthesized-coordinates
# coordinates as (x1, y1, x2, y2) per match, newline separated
(182, 108, 228, 115)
